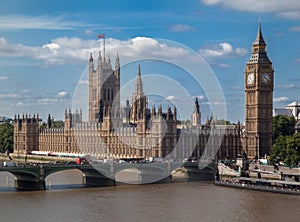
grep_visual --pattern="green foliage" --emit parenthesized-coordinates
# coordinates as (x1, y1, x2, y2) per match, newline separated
(53, 120, 64, 128)
(273, 115, 296, 142)
(39, 122, 47, 129)
(216, 119, 230, 125)
(270, 133, 300, 166)
(39, 120, 64, 129)
(0, 123, 14, 153)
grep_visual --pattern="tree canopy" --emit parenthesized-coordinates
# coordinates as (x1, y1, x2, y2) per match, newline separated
(270, 115, 299, 166)
(273, 115, 296, 143)
(0, 123, 14, 153)
(40, 120, 64, 129)
(270, 133, 300, 166)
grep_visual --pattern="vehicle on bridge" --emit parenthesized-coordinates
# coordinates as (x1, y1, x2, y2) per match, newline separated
(77, 157, 90, 165)
(3, 161, 15, 167)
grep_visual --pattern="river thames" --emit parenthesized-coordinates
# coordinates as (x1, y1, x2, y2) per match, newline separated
(0, 170, 299, 222)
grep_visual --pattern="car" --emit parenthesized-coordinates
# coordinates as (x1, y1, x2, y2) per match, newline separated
(3, 161, 16, 167)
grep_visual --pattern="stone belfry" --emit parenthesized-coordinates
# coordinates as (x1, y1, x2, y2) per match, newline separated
(88, 46, 120, 123)
(244, 21, 274, 159)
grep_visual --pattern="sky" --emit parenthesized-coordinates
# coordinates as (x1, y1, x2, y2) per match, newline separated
(0, 0, 300, 123)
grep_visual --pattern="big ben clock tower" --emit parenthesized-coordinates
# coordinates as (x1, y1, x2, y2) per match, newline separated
(244, 21, 274, 159)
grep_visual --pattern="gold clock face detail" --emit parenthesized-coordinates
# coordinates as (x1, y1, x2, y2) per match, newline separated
(262, 73, 270, 84)
(247, 73, 254, 85)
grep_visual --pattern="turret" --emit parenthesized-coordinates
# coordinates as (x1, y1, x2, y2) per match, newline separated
(115, 52, 120, 79)
(89, 52, 94, 65)
(98, 50, 102, 66)
(191, 97, 201, 127)
(166, 106, 172, 120)
(151, 105, 156, 117)
(158, 105, 162, 116)
(173, 106, 177, 121)
(130, 65, 147, 124)
(47, 113, 52, 128)
(13, 113, 39, 155)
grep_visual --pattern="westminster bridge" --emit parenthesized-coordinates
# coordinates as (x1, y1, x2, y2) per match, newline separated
(0, 161, 216, 190)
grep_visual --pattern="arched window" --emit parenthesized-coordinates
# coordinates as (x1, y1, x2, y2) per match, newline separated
(103, 89, 106, 100)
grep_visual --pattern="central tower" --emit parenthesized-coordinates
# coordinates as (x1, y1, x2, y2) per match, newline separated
(88, 51, 120, 123)
(244, 21, 274, 159)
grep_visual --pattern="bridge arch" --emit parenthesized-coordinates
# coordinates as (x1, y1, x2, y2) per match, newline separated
(0, 171, 16, 189)
(45, 169, 84, 189)
(114, 163, 172, 184)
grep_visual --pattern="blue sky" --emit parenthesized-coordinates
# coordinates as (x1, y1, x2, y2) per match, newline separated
(0, 0, 300, 123)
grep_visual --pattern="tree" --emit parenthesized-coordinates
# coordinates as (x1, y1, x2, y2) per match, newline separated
(216, 119, 231, 125)
(270, 135, 286, 165)
(273, 115, 296, 143)
(39, 120, 64, 129)
(270, 133, 300, 166)
(53, 120, 64, 128)
(284, 133, 300, 166)
(0, 123, 14, 153)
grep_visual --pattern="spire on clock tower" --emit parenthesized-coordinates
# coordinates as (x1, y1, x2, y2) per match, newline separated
(254, 18, 266, 46)
(248, 19, 271, 64)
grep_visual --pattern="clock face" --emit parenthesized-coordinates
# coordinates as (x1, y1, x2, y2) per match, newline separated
(247, 73, 254, 85)
(262, 73, 271, 84)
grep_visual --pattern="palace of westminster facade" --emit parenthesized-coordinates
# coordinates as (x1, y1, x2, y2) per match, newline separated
(13, 23, 274, 160)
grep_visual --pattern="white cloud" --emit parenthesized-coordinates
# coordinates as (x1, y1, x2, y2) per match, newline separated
(37, 98, 60, 105)
(218, 63, 231, 68)
(0, 36, 192, 65)
(201, 0, 300, 20)
(276, 84, 295, 89)
(166, 95, 177, 101)
(0, 89, 32, 99)
(84, 29, 95, 35)
(0, 14, 87, 30)
(193, 95, 205, 100)
(201, 0, 300, 12)
(273, 96, 289, 102)
(232, 86, 243, 91)
(278, 11, 300, 20)
(0, 14, 141, 32)
(199, 42, 247, 59)
(169, 24, 196, 32)
(78, 80, 89, 85)
(289, 26, 300, 32)
(0, 93, 21, 99)
(0, 76, 8, 80)
(57, 91, 68, 98)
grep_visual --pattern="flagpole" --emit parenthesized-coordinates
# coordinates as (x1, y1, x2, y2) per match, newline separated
(97, 33, 105, 61)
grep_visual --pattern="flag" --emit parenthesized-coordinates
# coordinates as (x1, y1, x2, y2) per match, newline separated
(97, 33, 105, 39)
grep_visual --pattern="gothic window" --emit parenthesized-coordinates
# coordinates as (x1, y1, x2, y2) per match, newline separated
(111, 89, 114, 100)
(93, 89, 97, 101)
(103, 89, 106, 100)
(107, 89, 110, 101)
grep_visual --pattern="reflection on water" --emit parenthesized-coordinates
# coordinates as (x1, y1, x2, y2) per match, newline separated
(0, 171, 300, 222)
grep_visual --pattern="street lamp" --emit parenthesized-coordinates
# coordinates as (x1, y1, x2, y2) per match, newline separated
(255, 134, 259, 160)
(242, 130, 248, 157)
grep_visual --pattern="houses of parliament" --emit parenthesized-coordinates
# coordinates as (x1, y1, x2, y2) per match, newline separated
(13, 23, 274, 160)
